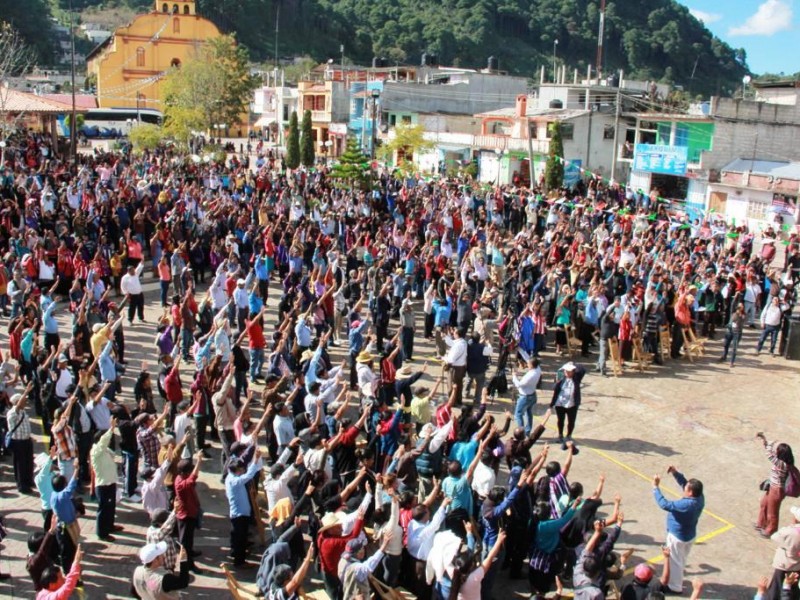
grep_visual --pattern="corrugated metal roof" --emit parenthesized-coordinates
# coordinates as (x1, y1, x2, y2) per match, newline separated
(721, 158, 800, 181)
(40, 94, 97, 110)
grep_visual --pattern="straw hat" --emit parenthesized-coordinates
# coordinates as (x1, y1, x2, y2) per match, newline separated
(356, 350, 374, 364)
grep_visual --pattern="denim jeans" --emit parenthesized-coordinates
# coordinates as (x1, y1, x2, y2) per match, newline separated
(122, 450, 138, 497)
(757, 324, 780, 354)
(181, 326, 194, 360)
(249, 347, 264, 381)
(514, 392, 537, 435)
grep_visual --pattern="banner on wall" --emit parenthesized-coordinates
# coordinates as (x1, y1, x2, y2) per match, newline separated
(564, 159, 582, 187)
(772, 193, 798, 216)
(633, 144, 688, 176)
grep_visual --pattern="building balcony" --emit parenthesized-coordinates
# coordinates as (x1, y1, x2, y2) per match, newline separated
(311, 110, 330, 123)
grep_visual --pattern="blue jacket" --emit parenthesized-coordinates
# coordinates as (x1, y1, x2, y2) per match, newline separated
(653, 470, 704, 542)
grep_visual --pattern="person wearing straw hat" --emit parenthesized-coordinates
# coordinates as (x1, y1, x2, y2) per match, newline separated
(355, 350, 377, 402)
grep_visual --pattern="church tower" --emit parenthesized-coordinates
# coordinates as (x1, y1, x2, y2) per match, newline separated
(156, 0, 196, 16)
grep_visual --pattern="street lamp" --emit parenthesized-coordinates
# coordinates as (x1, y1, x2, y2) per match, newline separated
(494, 148, 503, 184)
(553, 39, 559, 83)
(136, 92, 143, 122)
(370, 89, 380, 160)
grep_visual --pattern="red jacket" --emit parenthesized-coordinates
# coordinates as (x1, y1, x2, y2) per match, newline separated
(317, 518, 364, 576)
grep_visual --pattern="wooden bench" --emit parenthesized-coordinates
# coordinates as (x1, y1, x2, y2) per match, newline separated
(632, 338, 653, 372)
(607, 338, 624, 377)
(222, 563, 261, 600)
(565, 325, 582, 358)
(681, 328, 704, 362)
(369, 575, 416, 600)
(659, 326, 671, 362)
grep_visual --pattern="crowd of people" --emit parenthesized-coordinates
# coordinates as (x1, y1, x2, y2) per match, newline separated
(0, 128, 797, 600)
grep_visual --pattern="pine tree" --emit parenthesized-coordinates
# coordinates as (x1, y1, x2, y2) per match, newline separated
(286, 111, 300, 170)
(330, 137, 370, 187)
(545, 121, 564, 192)
(300, 110, 315, 167)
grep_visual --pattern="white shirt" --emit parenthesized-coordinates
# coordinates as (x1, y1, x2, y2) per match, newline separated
(86, 396, 112, 431)
(264, 464, 297, 510)
(471, 461, 496, 497)
(555, 377, 576, 409)
(444, 337, 468, 367)
(511, 367, 542, 396)
(357, 363, 378, 398)
(174, 414, 193, 459)
(54, 368, 74, 398)
(120, 263, 145, 295)
(406, 504, 447, 560)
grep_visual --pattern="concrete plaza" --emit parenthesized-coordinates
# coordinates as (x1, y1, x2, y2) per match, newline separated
(0, 274, 797, 599)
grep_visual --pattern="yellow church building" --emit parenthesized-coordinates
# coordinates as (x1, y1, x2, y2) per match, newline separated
(87, 0, 221, 110)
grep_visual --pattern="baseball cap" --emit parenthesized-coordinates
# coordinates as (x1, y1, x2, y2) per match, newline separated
(634, 563, 654, 582)
(139, 541, 167, 564)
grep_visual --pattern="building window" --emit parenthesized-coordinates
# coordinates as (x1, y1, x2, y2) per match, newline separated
(172, 4, 179, 14)
(173, 18, 180, 33)
(603, 124, 615, 140)
(184, 4, 190, 14)
(561, 123, 574, 140)
(136, 47, 145, 67)
(545, 122, 554, 139)
(389, 114, 396, 126)
(283, 105, 289, 121)
(401, 115, 411, 124)
(171, 58, 181, 68)
(162, 3, 169, 12)
(530, 123, 538, 139)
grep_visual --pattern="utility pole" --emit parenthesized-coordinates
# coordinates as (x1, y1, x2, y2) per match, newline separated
(274, 4, 279, 69)
(596, 0, 606, 81)
(610, 87, 621, 183)
(69, 0, 77, 164)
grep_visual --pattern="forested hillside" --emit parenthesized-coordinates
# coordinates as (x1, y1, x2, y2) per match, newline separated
(3, 0, 749, 96)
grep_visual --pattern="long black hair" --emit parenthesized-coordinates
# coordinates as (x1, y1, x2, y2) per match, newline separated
(777, 443, 795, 466)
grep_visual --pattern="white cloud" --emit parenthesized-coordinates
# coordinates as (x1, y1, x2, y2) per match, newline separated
(729, 0, 793, 36)
(690, 9, 722, 24)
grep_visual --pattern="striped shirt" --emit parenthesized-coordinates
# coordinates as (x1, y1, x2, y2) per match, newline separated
(767, 441, 789, 487)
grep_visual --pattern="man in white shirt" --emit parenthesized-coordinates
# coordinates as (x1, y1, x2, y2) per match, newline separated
(443, 327, 468, 404)
(756, 296, 787, 356)
(407, 497, 451, 598)
(264, 444, 301, 511)
(120, 263, 146, 325)
(512, 357, 542, 436)
(744, 276, 762, 327)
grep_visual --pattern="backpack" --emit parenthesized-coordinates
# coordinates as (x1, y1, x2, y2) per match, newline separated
(786, 465, 800, 498)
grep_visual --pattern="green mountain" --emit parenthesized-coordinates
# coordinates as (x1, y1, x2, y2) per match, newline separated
(3, 0, 749, 98)
(204, 0, 750, 96)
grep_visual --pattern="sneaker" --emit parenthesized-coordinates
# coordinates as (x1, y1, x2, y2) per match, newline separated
(127, 494, 142, 502)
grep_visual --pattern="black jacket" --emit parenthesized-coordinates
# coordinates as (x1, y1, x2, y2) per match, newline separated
(550, 365, 587, 408)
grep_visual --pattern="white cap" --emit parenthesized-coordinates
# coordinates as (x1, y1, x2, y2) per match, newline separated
(139, 541, 168, 564)
(562, 362, 577, 371)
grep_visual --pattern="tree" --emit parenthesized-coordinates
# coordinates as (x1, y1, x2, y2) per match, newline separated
(300, 109, 314, 167)
(0, 23, 34, 140)
(128, 123, 163, 153)
(330, 137, 370, 187)
(161, 34, 257, 140)
(286, 110, 300, 170)
(378, 123, 433, 166)
(545, 121, 564, 192)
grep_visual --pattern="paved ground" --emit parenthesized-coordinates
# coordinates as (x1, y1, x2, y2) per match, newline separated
(0, 273, 798, 599)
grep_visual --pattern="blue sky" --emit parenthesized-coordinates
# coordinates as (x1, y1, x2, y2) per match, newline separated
(680, 0, 797, 75)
